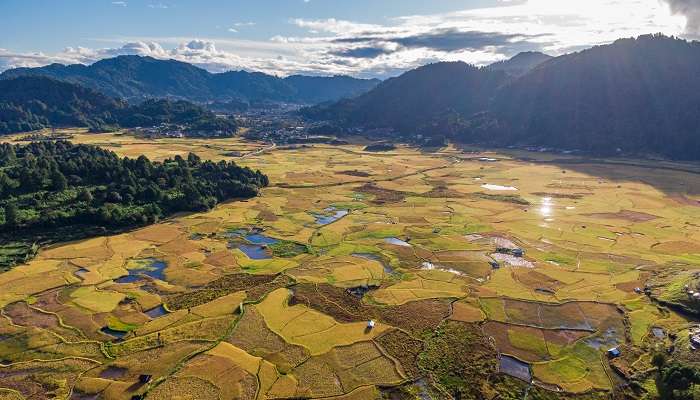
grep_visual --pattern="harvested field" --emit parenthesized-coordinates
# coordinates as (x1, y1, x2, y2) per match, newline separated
(2, 132, 698, 397)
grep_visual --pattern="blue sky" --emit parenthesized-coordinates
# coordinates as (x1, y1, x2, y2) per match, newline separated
(0, 0, 696, 77)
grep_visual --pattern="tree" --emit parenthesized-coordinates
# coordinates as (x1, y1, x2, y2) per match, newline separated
(51, 170, 68, 191)
(657, 362, 700, 400)
(77, 188, 93, 203)
(5, 203, 18, 228)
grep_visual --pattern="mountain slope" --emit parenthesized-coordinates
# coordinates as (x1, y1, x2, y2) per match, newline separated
(0, 76, 125, 133)
(0, 76, 236, 135)
(302, 62, 507, 132)
(307, 35, 700, 160)
(481, 34, 700, 158)
(487, 51, 553, 77)
(1, 55, 380, 104)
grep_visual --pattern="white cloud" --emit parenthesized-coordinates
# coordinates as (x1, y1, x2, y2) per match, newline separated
(0, 0, 691, 78)
(233, 22, 256, 27)
(111, 1, 127, 6)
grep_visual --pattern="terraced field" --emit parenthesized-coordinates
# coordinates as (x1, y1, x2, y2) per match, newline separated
(0, 130, 699, 399)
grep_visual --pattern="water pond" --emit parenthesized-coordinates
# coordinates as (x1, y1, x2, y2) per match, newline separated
(499, 355, 532, 382)
(384, 237, 412, 247)
(100, 327, 128, 340)
(145, 305, 168, 319)
(115, 259, 167, 284)
(313, 207, 349, 225)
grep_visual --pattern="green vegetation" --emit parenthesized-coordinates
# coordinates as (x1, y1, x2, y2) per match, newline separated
(655, 358, 700, 400)
(0, 140, 267, 268)
(0, 76, 237, 136)
(306, 34, 700, 160)
(418, 321, 498, 398)
(0, 242, 38, 271)
(1, 55, 379, 104)
(268, 241, 310, 258)
(473, 192, 530, 205)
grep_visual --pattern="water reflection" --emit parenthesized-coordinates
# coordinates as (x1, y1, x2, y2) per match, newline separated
(540, 197, 553, 218)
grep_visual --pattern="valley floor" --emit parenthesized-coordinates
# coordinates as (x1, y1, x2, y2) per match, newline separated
(0, 130, 699, 399)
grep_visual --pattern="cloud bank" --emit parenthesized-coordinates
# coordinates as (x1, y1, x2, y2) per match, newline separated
(664, 0, 700, 36)
(0, 0, 690, 78)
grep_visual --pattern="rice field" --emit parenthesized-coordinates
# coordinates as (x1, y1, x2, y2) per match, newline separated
(0, 130, 699, 398)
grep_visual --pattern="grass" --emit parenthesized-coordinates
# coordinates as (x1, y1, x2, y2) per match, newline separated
(268, 240, 310, 258)
(2, 131, 699, 398)
(106, 316, 138, 333)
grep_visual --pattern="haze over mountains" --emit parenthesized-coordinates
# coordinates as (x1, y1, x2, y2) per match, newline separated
(306, 34, 700, 160)
(0, 55, 380, 105)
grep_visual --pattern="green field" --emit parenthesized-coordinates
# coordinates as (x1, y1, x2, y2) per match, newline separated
(0, 130, 698, 399)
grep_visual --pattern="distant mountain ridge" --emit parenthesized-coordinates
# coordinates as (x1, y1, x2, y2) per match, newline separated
(487, 51, 553, 77)
(304, 35, 700, 160)
(0, 55, 380, 104)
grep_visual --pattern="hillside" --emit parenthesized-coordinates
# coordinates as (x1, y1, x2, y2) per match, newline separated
(307, 35, 700, 160)
(302, 62, 507, 133)
(0, 76, 125, 134)
(1, 55, 380, 104)
(481, 34, 700, 159)
(487, 51, 553, 77)
(0, 76, 236, 136)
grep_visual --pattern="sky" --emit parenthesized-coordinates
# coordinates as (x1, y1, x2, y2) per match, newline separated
(0, 0, 698, 78)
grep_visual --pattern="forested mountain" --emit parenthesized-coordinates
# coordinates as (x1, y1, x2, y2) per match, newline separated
(0, 76, 236, 135)
(302, 62, 508, 133)
(487, 51, 552, 77)
(0, 140, 268, 233)
(306, 35, 700, 160)
(1, 55, 380, 104)
(479, 35, 700, 159)
(0, 76, 125, 134)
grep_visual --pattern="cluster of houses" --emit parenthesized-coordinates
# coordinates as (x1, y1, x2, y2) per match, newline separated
(131, 124, 186, 138)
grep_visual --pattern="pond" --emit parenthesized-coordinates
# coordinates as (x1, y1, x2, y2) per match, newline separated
(481, 184, 518, 191)
(236, 244, 272, 260)
(584, 327, 621, 349)
(99, 366, 128, 379)
(347, 285, 379, 298)
(384, 237, 412, 247)
(114, 259, 168, 284)
(245, 233, 279, 245)
(352, 253, 395, 274)
(74, 268, 89, 279)
(100, 327, 128, 340)
(225, 229, 279, 260)
(145, 305, 168, 319)
(499, 355, 532, 382)
(313, 207, 349, 225)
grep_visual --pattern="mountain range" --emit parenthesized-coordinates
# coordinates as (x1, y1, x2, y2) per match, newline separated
(0, 76, 236, 135)
(305, 34, 700, 160)
(0, 55, 380, 105)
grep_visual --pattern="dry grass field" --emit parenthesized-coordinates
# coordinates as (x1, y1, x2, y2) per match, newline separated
(1, 129, 699, 398)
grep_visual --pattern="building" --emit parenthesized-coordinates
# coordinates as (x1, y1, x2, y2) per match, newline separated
(607, 347, 621, 358)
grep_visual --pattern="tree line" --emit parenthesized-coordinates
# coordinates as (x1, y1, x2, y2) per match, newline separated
(0, 141, 268, 231)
